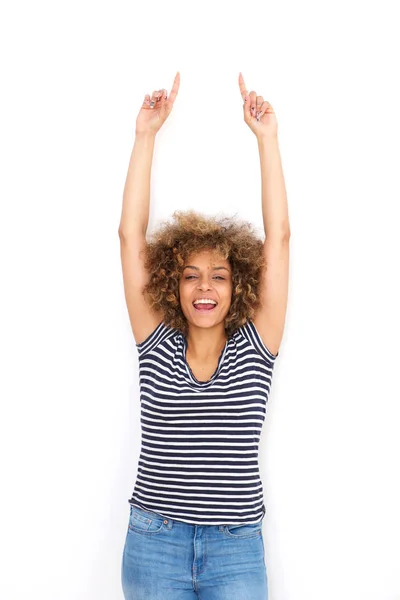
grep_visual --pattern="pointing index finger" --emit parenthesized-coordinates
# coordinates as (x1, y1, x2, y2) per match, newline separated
(238, 72, 248, 100)
(168, 71, 180, 106)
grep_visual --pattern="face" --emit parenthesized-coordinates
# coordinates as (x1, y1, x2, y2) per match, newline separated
(179, 249, 233, 329)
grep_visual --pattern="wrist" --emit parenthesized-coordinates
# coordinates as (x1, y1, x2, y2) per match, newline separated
(256, 133, 278, 145)
(135, 130, 157, 142)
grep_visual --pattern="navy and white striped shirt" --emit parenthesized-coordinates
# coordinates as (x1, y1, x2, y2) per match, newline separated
(128, 319, 279, 525)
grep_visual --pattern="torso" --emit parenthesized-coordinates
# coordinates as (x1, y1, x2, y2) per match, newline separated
(130, 321, 277, 524)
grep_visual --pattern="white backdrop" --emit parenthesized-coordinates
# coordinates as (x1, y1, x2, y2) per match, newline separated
(1, 0, 399, 598)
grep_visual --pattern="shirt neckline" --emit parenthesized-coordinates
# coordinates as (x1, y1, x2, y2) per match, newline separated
(182, 335, 230, 386)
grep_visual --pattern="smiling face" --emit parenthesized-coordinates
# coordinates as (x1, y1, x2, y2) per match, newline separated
(179, 249, 233, 329)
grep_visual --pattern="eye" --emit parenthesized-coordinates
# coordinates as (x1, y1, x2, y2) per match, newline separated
(184, 275, 225, 280)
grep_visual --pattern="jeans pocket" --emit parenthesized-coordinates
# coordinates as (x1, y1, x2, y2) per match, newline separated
(224, 520, 263, 539)
(128, 506, 165, 535)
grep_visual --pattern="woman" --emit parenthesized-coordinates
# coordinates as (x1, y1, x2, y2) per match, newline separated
(118, 71, 290, 600)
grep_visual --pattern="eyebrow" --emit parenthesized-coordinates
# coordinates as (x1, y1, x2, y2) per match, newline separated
(183, 265, 230, 272)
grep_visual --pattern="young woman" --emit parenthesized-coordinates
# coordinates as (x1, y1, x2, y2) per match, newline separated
(118, 71, 290, 600)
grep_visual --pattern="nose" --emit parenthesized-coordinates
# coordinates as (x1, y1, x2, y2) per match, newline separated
(197, 278, 213, 291)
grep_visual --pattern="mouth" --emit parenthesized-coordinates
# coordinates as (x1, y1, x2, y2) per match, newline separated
(192, 301, 218, 312)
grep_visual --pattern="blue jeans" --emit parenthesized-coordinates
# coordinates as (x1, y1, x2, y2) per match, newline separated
(121, 504, 268, 599)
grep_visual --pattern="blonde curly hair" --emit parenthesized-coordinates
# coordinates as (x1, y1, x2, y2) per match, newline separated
(142, 210, 266, 338)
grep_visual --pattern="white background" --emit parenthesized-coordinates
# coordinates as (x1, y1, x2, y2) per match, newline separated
(1, 0, 399, 598)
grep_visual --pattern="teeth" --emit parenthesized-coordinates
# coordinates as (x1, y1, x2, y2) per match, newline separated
(193, 299, 217, 305)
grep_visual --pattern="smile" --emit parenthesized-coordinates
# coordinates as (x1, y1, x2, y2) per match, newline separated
(192, 302, 217, 311)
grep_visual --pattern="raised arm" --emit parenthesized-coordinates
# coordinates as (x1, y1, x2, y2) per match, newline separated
(238, 73, 290, 357)
(118, 73, 180, 345)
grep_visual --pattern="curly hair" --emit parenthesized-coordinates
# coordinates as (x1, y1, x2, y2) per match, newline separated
(142, 210, 265, 338)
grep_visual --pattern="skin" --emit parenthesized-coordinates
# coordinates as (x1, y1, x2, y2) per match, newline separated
(179, 249, 233, 364)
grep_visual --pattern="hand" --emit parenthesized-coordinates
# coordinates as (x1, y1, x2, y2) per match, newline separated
(135, 71, 180, 136)
(238, 72, 278, 140)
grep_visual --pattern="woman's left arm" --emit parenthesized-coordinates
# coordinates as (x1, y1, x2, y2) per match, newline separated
(239, 73, 290, 357)
(254, 135, 290, 358)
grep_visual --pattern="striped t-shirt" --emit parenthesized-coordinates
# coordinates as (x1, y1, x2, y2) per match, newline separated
(128, 319, 279, 526)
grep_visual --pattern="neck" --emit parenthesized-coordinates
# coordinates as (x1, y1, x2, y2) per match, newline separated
(185, 324, 228, 360)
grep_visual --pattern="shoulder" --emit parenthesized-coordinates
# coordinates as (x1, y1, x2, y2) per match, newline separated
(235, 319, 279, 365)
(136, 321, 180, 358)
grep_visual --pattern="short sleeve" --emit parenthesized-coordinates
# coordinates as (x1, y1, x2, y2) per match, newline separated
(240, 320, 279, 363)
(135, 321, 174, 358)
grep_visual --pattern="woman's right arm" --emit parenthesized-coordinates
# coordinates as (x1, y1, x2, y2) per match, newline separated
(118, 132, 164, 346)
(118, 74, 180, 345)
